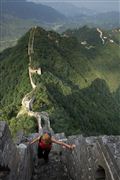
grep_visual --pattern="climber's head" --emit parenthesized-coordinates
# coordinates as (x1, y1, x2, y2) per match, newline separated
(43, 130, 51, 137)
(42, 130, 52, 142)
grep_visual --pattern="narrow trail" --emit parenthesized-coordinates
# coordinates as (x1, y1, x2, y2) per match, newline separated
(17, 26, 52, 134)
(97, 28, 105, 44)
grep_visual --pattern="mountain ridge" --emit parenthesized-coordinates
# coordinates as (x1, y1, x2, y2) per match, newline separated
(2, 0, 66, 23)
(0, 26, 120, 136)
(0, 0, 67, 51)
(1, 0, 119, 52)
(41, 2, 97, 17)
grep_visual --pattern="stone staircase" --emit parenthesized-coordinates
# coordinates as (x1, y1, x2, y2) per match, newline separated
(31, 150, 70, 180)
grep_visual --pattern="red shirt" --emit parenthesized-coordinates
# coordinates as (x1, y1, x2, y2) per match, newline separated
(39, 137, 52, 150)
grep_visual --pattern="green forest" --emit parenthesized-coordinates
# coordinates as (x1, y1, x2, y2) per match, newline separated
(0, 26, 120, 137)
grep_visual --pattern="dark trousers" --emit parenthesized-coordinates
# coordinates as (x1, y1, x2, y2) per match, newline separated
(37, 145, 50, 161)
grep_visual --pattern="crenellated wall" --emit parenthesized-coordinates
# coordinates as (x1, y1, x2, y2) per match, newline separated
(0, 121, 120, 180)
(61, 135, 120, 180)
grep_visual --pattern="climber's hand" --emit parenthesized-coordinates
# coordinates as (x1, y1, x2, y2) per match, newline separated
(62, 145, 66, 149)
(62, 144, 76, 150)
(69, 144, 76, 150)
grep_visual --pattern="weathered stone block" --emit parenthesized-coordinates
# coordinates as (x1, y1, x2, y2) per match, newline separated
(0, 121, 33, 180)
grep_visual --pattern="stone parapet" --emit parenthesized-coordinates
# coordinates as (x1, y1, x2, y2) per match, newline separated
(0, 121, 33, 180)
(61, 135, 120, 180)
(1, 121, 120, 180)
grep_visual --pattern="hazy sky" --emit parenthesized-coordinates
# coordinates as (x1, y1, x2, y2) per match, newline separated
(27, 0, 119, 12)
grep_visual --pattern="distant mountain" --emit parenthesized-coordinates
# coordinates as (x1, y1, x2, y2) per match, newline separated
(42, 2, 96, 17)
(57, 11, 120, 32)
(0, 14, 38, 51)
(0, 26, 120, 136)
(2, 0, 66, 23)
(1, 0, 119, 52)
(91, 11, 120, 28)
(0, 0, 66, 51)
(41, 2, 119, 29)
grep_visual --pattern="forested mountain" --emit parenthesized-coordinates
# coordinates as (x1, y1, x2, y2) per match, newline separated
(0, 26, 120, 136)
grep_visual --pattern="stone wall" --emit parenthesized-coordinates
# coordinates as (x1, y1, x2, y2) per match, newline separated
(0, 121, 33, 180)
(61, 135, 120, 180)
(1, 121, 120, 180)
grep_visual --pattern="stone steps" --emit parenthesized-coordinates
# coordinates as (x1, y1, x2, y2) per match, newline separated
(31, 152, 70, 180)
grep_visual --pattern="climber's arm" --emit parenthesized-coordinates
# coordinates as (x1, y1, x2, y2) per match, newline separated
(51, 137, 76, 150)
(30, 136, 40, 145)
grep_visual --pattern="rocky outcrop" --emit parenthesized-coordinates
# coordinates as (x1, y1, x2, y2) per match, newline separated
(0, 121, 33, 180)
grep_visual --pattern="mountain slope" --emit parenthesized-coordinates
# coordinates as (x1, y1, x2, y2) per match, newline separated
(0, 0, 66, 51)
(1, 0, 119, 52)
(42, 2, 96, 17)
(2, 0, 65, 23)
(0, 26, 120, 136)
(57, 11, 120, 32)
(0, 14, 38, 51)
(90, 11, 120, 29)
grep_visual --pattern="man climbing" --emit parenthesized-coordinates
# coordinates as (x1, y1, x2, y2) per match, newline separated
(30, 131, 76, 163)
